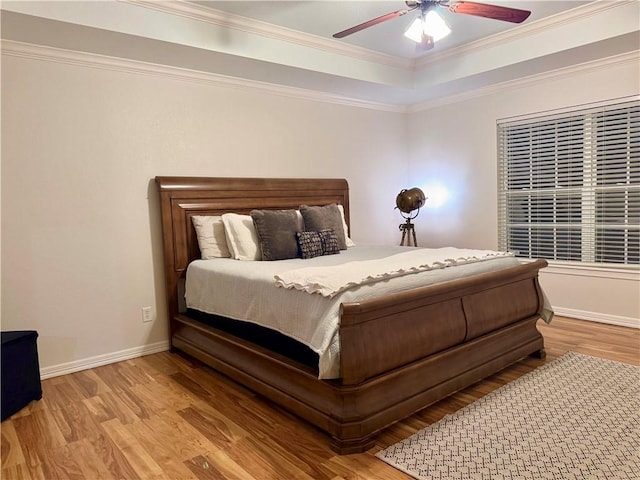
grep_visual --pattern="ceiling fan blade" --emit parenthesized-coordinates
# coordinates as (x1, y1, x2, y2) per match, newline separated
(447, 1, 531, 23)
(333, 6, 418, 38)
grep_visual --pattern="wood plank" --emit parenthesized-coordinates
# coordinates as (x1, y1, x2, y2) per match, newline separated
(1, 420, 26, 468)
(47, 398, 103, 443)
(67, 369, 112, 398)
(177, 404, 250, 450)
(40, 381, 85, 413)
(12, 409, 66, 469)
(183, 455, 229, 480)
(1, 463, 37, 480)
(123, 417, 200, 479)
(92, 363, 138, 393)
(33, 444, 84, 480)
(84, 430, 141, 480)
(104, 386, 156, 421)
(129, 378, 194, 414)
(92, 390, 141, 425)
(152, 409, 223, 459)
(100, 419, 164, 478)
(219, 436, 317, 480)
(82, 395, 117, 424)
(199, 449, 260, 480)
(66, 439, 114, 479)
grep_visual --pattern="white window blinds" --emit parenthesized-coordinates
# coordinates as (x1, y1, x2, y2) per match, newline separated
(498, 98, 639, 266)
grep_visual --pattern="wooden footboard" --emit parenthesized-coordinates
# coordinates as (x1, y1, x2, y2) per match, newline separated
(339, 259, 547, 385)
(155, 176, 549, 454)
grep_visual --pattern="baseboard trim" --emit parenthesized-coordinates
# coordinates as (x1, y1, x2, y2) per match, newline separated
(553, 307, 639, 329)
(39, 341, 170, 380)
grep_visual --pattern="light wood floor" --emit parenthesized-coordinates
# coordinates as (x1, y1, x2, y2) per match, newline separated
(1, 316, 638, 480)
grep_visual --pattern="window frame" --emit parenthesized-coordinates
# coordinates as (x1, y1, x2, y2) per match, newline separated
(497, 96, 640, 270)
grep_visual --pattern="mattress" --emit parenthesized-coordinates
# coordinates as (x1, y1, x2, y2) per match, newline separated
(185, 245, 524, 379)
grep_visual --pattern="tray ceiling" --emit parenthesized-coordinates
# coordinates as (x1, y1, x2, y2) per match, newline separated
(197, 1, 586, 59)
(1, 1, 638, 108)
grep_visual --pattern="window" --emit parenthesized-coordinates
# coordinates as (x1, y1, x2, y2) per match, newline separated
(498, 98, 639, 266)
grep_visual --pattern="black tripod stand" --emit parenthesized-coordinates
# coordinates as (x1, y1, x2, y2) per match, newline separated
(399, 217, 418, 247)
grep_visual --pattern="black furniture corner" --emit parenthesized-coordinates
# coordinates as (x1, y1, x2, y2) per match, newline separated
(1, 330, 43, 421)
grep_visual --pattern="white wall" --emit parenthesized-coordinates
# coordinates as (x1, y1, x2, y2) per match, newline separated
(3, 45, 638, 377)
(407, 59, 640, 326)
(1, 53, 408, 374)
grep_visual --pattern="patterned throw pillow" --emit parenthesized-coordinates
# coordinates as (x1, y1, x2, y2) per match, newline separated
(297, 229, 340, 259)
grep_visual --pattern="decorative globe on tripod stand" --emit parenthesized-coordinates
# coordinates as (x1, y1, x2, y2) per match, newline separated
(395, 187, 426, 247)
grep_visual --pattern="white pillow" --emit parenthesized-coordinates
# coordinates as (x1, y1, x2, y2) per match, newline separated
(337, 204, 356, 247)
(191, 216, 231, 259)
(221, 213, 262, 261)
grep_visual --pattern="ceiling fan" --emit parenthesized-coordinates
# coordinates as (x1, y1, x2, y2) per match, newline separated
(333, 1, 531, 51)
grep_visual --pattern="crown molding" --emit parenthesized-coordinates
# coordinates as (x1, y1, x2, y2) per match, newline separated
(0, 40, 406, 113)
(4, 39, 635, 115)
(414, 0, 634, 70)
(121, 0, 414, 70)
(408, 50, 640, 113)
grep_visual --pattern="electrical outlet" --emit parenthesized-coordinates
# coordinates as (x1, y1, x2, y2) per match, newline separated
(142, 306, 153, 323)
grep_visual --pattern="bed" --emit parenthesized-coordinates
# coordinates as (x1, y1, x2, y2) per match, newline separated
(155, 176, 549, 454)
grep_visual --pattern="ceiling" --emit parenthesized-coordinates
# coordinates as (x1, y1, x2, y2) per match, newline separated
(1, 1, 638, 108)
(196, 1, 587, 59)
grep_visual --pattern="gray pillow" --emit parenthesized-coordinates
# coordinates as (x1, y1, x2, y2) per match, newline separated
(250, 209, 304, 261)
(299, 204, 347, 250)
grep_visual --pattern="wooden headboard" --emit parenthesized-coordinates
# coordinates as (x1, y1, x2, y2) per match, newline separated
(155, 176, 350, 320)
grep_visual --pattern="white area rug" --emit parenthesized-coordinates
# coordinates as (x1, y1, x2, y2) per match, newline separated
(376, 352, 640, 480)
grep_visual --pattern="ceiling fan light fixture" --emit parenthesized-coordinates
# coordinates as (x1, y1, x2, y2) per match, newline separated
(404, 10, 451, 44)
(423, 10, 451, 42)
(403, 17, 425, 42)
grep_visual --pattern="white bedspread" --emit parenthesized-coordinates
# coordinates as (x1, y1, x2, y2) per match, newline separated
(186, 245, 529, 379)
(275, 247, 513, 297)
